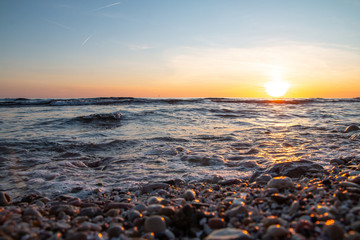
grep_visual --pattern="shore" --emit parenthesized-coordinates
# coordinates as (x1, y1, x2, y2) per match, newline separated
(1, 156, 360, 240)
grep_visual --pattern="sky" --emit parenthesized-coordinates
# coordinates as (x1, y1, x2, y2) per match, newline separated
(0, 0, 359, 98)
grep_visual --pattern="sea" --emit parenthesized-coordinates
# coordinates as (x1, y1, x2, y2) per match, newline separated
(0, 97, 359, 198)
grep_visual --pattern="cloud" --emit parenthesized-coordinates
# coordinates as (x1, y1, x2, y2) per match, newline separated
(91, 2, 122, 12)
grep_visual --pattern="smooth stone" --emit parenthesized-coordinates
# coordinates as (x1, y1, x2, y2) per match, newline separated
(142, 183, 169, 194)
(266, 225, 289, 238)
(225, 205, 249, 219)
(134, 203, 147, 212)
(205, 228, 252, 240)
(323, 220, 345, 240)
(266, 160, 324, 178)
(79, 207, 100, 218)
(23, 207, 42, 219)
(104, 208, 120, 217)
(107, 224, 125, 238)
(345, 125, 360, 133)
(267, 176, 294, 190)
(263, 216, 286, 228)
(128, 210, 142, 222)
(105, 202, 134, 211)
(288, 201, 300, 216)
(351, 221, 360, 232)
(144, 215, 167, 233)
(50, 204, 80, 216)
(147, 196, 163, 205)
(78, 222, 102, 232)
(208, 217, 226, 229)
(147, 204, 164, 214)
(65, 232, 88, 240)
(184, 189, 196, 201)
(0, 192, 12, 206)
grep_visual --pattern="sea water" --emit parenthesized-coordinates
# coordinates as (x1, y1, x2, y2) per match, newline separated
(0, 97, 359, 197)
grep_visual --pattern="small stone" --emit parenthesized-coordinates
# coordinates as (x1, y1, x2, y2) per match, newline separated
(205, 228, 252, 240)
(323, 220, 345, 240)
(208, 217, 226, 229)
(271, 193, 289, 204)
(345, 125, 360, 133)
(50, 204, 80, 216)
(105, 202, 134, 211)
(104, 208, 120, 217)
(142, 183, 169, 194)
(351, 221, 360, 232)
(144, 215, 167, 233)
(265, 225, 289, 238)
(107, 224, 124, 238)
(128, 210, 142, 222)
(23, 207, 42, 219)
(184, 189, 196, 201)
(147, 204, 164, 214)
(288, 201, 300, 216)
(225, 205, 249, 219)
(79, 207, 100, 218)
(267, 176, 294, 190)
(65, 232, 88, 240)
(147, 196, 163, 205)
(0, 192, 12, 206)
(78, 222, 102, 232)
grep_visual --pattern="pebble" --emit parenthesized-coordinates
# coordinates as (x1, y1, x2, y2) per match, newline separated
(267, 176, 294, 190)
(345, 125, 360, 133)
(225, 205, 249, 219)
(184, 189, 196, 201)
(107, 223, 125, 238)
(208, 217, 226, 229)
(205, 228, 252, 240)
(79, 206, 100, 218)
(144, 215, 167, 233)
(147, 196, 163, 205)
(323, 220, 345, 240)
(0, 192, 12, 206)
(265, 224, 289, 238)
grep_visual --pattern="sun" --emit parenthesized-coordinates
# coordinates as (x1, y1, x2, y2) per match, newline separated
(265, 80, 290, 97)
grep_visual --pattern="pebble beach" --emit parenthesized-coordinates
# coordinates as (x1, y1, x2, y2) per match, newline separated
(1, 153, 360, 240)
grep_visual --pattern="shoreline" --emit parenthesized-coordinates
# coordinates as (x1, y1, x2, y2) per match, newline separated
(1, 157, 360, 240)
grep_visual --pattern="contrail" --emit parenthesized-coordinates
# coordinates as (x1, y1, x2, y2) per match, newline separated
(81, 35, 92, 47)
(92, 2, 121, 12)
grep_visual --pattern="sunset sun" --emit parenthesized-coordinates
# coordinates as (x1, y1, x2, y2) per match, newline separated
(265, 80, 290, 97)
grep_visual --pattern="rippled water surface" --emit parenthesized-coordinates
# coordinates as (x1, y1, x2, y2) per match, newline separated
(0, 97, 359, 197)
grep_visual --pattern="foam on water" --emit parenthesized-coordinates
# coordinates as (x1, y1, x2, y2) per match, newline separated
(0, 97, 359, 197)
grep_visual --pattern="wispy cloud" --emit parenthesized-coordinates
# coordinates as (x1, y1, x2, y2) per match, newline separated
(91, 2, 122, 12)
(44, 19, 73, 31)
(81, 35, 92, 47)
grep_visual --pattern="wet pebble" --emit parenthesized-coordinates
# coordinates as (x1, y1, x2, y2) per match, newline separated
(265, 225, 289, 239)
(0, 192, 12, 206)
(323, 220, 345, 240)
(208, 217, 226, 229)
(184, 189, 196, 201)
(205, 228, 252, 240)
(144, 215, 167, 233)
(107, 223, 124, 238)
(267, 176, 294, 190)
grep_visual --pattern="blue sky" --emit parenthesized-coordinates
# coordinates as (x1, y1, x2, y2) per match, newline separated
(1, 0, 360, 97)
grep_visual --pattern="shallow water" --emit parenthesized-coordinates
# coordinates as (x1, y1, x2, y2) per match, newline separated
(0, 97, 359, 197)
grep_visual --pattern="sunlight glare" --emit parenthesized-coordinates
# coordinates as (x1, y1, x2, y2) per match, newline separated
(265, 80, 290, 97)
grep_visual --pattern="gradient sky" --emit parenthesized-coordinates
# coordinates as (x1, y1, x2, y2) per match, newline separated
(1, 0, 359, 98)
